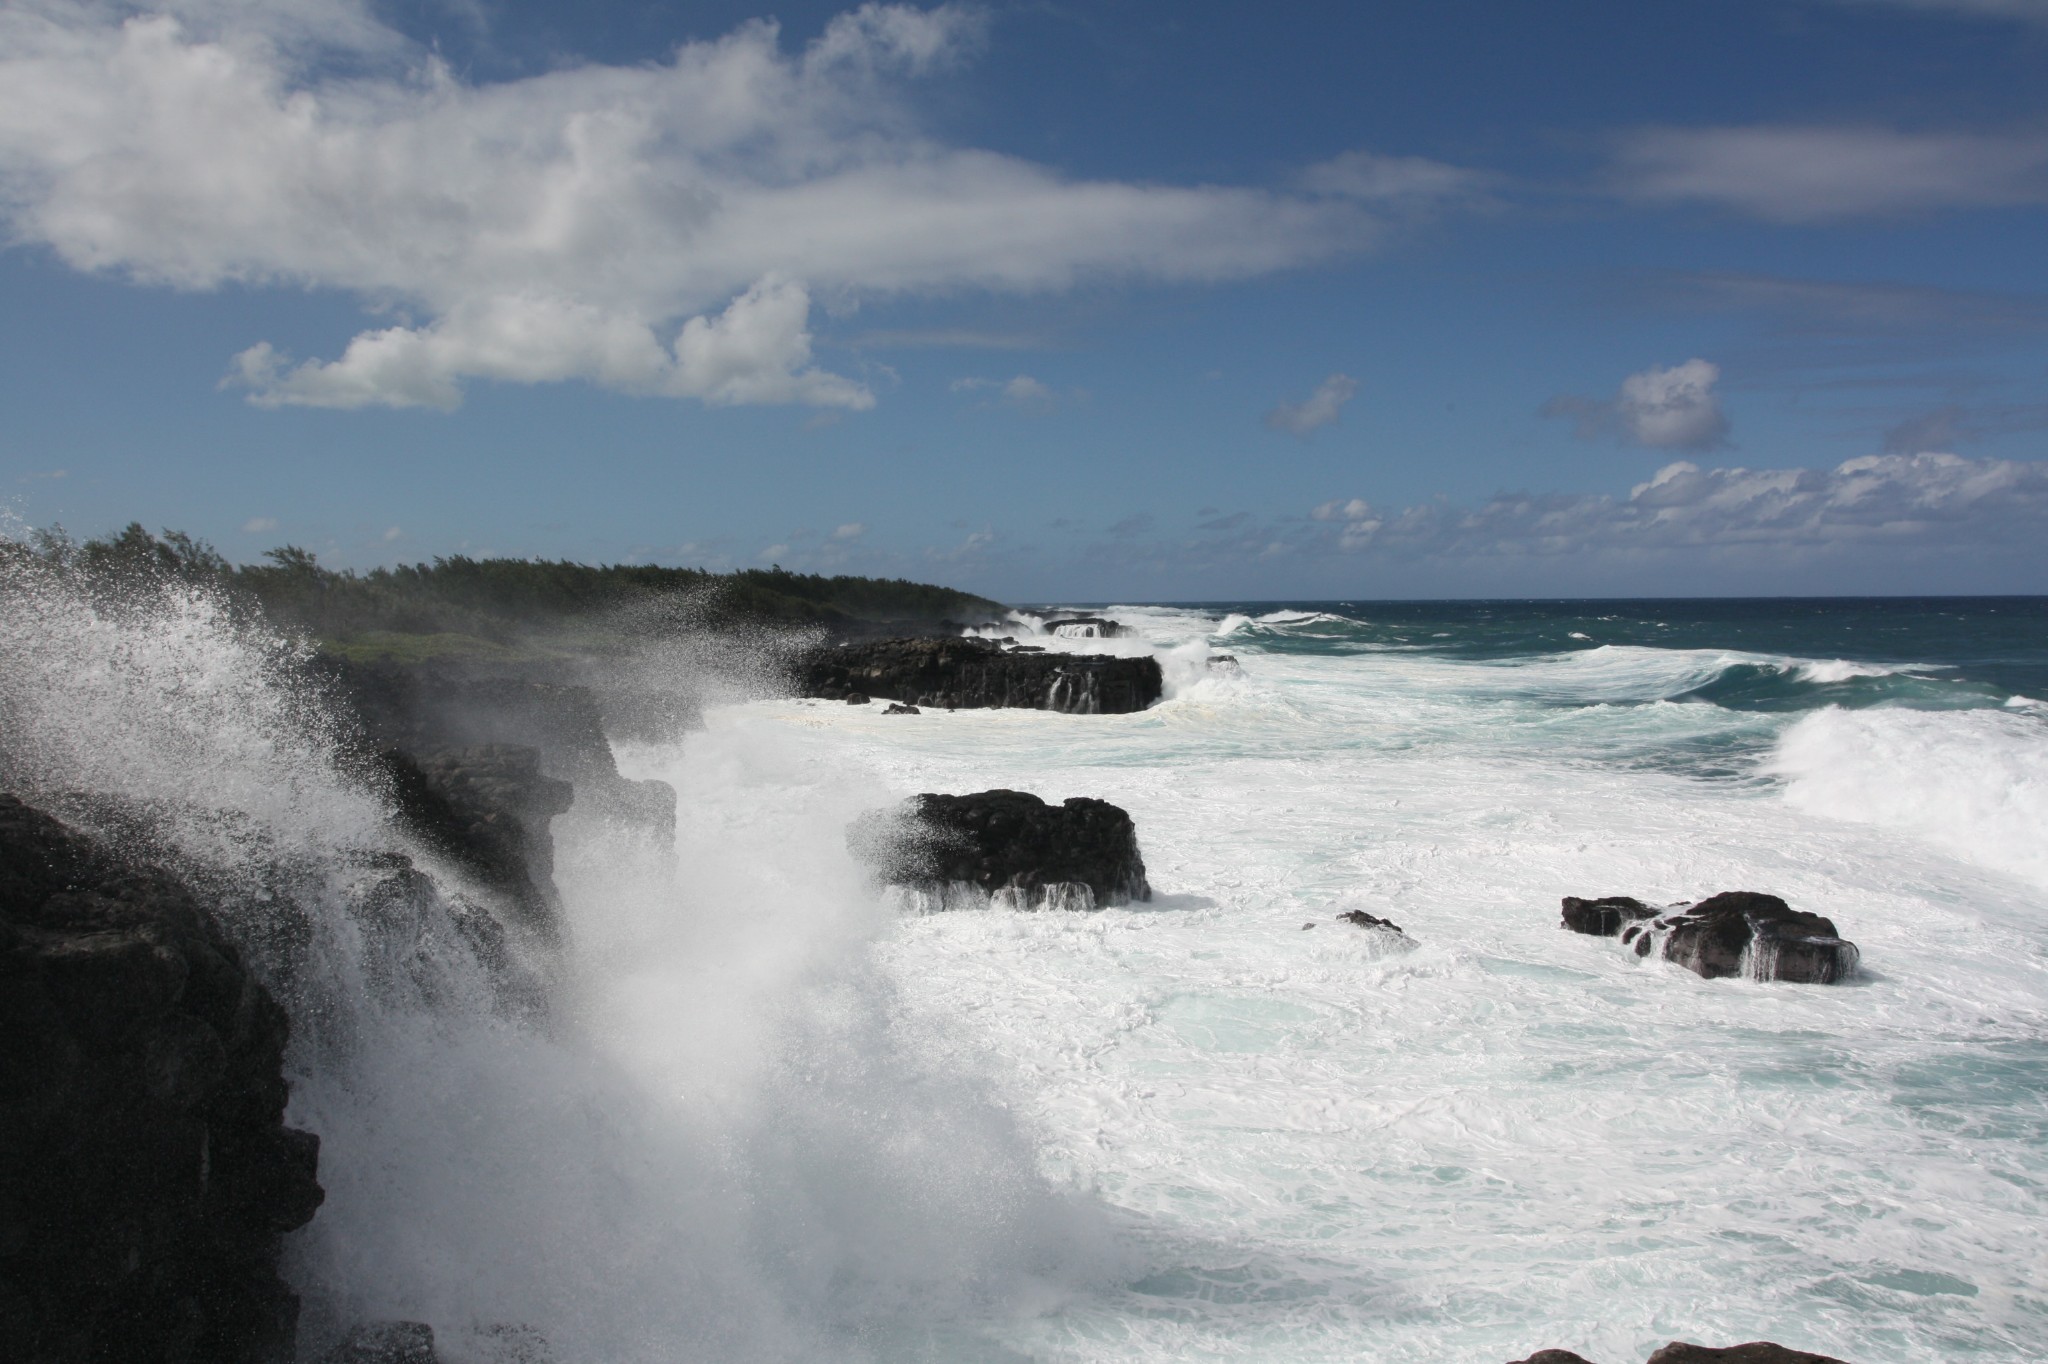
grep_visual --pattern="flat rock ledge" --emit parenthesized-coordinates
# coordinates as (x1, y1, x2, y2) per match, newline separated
(1561, 891, 1859, 984)
(1508, 1342, 1853, 1364)
(797, 636, 1162, 714)
(852, 788, 1151, 910)
(0, 794, 323, 1364)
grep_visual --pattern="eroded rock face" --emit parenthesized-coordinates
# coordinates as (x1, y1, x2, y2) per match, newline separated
(853, 788, 1151, 910)
(1560, 891, 1859, 984)
(334, 662, 676, 837)
(0, 794, 323, 1364)
(376, 744, 573, 940)
(797, 637, 1162, 714)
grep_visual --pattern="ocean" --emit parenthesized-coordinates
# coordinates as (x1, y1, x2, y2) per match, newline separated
(6, 581, 2045, 1363)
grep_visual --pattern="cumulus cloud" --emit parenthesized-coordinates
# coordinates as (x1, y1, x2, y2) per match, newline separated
(241, 515, 278, 533)
(1612, 125, 2048, 221)
(1265, 373, 1359, 436)
(833, 521, 865, 539)
(1545, 358, 1729, 451)
(1308, 451, 2048, 559)
(0, 1, 1390, 411)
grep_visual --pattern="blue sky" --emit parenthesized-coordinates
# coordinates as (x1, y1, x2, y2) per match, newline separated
(3, 0, 2046, 600)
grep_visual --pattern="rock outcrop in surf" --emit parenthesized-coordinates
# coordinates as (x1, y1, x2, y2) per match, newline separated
(852, 788, 1151, 910)
(0, 794, 324, 1364)
(1560, 891, 1860, 984)
(796, 637, 1162, 714)
(1506, 1342, 1854, 1364)
(1042, 615, 1124, 638)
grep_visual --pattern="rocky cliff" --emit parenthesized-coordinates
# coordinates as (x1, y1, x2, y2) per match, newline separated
(0, 795, 324, 1364)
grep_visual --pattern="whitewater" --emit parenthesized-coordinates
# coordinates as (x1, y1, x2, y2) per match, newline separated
(646, 601, 2048, 1363)
(6, 577, 2046, 1363)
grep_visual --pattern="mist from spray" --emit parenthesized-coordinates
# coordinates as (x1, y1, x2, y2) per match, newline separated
(0, 551, 1115, 1362)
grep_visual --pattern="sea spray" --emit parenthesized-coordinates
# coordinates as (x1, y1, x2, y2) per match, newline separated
(0, 555, 1116, 1362)
(1767, 704, 2048, 889)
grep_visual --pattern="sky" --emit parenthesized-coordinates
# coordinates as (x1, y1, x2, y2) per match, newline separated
(2, 0, 2046, 601)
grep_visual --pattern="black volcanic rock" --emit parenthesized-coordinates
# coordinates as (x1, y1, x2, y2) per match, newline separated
(854, 789, 1151, 910)
(375, 744, 573, 939)
(797, 636, 1161, 714)
(1339, 909, 1404, 934)
(1560, 895, 1659, 936)
(1505, 1352, 1601, 1364)
(1646, 1344, 1852, 1364)
(333, 661, 676, 837)
(1561, 891, 1859, 984)
(1042, 615, 1124, 638)
(0, 794, 322, 1364)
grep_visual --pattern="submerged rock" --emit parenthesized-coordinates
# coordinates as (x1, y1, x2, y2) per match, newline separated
(883, 702, 921, 715)
(1646, 1344, 1852, 1364)
(0, 794, 322, 1364)
(1507, 1345, 1852, 1364)
(1561, 890, 1859, 984)
(796, 636, 1162, 714)
(852, 788, 1151, 909)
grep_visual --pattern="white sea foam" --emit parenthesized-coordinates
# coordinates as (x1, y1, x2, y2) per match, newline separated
(756, 621, 2048, 1362)
(1768, 704, 2048, 889)
(1791, 658, 1935, 684)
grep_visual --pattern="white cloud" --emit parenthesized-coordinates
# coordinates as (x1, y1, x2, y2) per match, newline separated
(952, 373, 1057, 408)
(833, 522, 865, 539)
(241, 515, 278, 532)
(760, 543, 790, 561)
(1265, 373, 1359, 436)
(1309, 497, 1383, 550)
(1310, 451, 2048, 559)
(1546, 358, 1729, 451)
(1300, 150, 1489, 210)
(1834, 0, 2048, 22)
(381, 525, 402, 542)
(1612, 125, 2048, 222)
(0, 2, 1389, 411)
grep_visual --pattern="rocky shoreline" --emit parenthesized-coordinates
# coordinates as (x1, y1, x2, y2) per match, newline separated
(795, 635, 1163, 713)
(1, 604, 1874, 1363)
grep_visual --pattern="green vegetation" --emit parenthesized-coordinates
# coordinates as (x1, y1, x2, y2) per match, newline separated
(12, 523, 1005, 657)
